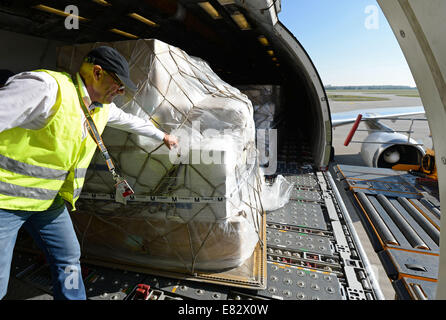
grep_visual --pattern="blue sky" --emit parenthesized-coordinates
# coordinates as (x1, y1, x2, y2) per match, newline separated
(278, 0, 416, 87)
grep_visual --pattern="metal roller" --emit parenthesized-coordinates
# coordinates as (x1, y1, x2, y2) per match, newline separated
(411, 199, 440, 229)
(411, 284, 428, 300)
(419, 198, 441, 220)
(356, 192, 399, 246)
(397, 197, 440, 246)
(376, 194, 429, 250)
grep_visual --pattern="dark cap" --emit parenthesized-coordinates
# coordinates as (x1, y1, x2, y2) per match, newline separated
(85, 46, 137, 91)
(0, 69, 14, 86)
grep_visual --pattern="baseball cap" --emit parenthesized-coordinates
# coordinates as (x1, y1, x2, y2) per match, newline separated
(0, 69, 14, 86)
(85, 46, 137, 91)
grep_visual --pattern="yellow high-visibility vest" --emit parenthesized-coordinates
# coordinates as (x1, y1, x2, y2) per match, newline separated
(0, 70, 109, 211)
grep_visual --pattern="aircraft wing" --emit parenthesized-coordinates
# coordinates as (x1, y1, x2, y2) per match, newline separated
(331, 106, 425, 127)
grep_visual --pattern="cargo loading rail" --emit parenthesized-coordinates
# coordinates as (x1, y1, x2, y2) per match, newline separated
(332, 164, 441, 300)
(8, 160, 386, 300)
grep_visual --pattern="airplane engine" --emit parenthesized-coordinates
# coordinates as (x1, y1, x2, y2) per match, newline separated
(360, 132, 425, 168)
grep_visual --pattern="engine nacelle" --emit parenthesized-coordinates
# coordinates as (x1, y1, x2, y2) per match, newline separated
(360, 132, 425, 168)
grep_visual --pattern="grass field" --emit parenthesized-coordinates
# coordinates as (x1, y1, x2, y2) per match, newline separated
(327, 94, 390, 101)
(327, 89, 420, 101)
(358, 90, 419, 97)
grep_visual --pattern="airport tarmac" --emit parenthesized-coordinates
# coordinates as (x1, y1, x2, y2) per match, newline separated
(330, 92, 431, 300)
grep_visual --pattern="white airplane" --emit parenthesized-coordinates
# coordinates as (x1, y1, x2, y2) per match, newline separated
(331, 106, 427, 168)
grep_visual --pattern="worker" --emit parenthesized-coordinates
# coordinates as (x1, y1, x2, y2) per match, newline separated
(0, 46, 178, 300)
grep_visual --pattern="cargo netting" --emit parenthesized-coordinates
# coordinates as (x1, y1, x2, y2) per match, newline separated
(56, 39, 292, 280)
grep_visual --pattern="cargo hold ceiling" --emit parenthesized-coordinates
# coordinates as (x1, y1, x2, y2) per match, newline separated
(0, 0, 288, 84)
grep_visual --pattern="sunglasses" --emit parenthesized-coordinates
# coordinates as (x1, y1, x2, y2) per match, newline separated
(104, 70, 125, 91)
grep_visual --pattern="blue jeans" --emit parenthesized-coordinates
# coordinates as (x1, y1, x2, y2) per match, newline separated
(0, 197, 86, 300)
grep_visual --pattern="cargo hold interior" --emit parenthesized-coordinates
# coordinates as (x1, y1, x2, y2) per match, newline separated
(6, 1, 411, 301)
(0, 0, 331, 168)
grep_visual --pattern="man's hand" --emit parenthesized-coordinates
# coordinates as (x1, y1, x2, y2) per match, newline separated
(163, 134, 178, 150)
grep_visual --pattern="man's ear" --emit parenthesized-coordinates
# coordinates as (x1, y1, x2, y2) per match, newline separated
(92, 65, 103, 82)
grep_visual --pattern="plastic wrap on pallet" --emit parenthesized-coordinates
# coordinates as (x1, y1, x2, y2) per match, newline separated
(260, 173, 294, 212)
(57, 39, 265, 274)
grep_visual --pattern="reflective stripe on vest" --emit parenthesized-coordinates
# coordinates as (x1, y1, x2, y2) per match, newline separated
(74, 168, 88, 180)
(0, 154, 68, 180)
(0, 180, 59, 200)
(73, 188, 83, 199)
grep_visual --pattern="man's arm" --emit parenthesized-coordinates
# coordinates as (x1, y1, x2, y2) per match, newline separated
(107, 103, 178, 149)
(0, 72, 58, 133)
